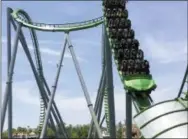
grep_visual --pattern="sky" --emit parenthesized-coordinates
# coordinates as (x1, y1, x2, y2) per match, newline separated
(1, 1, 187, 129)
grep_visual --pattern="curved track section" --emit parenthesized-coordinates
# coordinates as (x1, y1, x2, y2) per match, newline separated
(16, 10, 46, 134)
(11, 9, 103, 32)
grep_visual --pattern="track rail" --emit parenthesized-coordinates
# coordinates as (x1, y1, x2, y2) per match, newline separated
(11, 9, 103, 32)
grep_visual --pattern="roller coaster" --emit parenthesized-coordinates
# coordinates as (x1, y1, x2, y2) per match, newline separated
(1, 1, 188, 139)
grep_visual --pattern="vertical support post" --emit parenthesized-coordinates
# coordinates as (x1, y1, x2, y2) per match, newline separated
(7, 7, 13, 139)
(1, 23, 22, 132)
(104, 27, 116, 138)
(177, 64, 188, 98)
(126, 92, 132, 139)
(40, 37, 68, 139)
(67, 33, 103, 138)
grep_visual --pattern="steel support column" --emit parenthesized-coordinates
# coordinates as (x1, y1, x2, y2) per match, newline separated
(177, 64, 188, 98)
(126, 92, 132, 139)
(7, 7, 13, 139)
(1, 23, 22, 132)
(67, 34, 103, 138)
(40, 36, 68, 138)
(104, 28, 116, 138)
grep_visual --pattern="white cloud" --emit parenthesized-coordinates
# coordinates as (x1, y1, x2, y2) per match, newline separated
(72, 38, 100, 48)
(2, 37, 87, 63)
(151, 87, 176, 103)
(56, 3, 88, 17)
(141, 36, 187, 64)
(1, 80, 40, 106)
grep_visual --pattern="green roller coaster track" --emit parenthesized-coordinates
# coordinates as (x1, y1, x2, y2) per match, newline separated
(11, 9, 104, 32)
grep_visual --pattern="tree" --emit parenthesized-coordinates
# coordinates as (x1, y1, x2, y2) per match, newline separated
(2, 130, 8, 139)
(46, 127, 55, 138)
(117, 122, 123, 139)
(34, 126, 40, 135)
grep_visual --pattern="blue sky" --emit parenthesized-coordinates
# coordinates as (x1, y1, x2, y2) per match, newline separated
(1, 1, 187, 129)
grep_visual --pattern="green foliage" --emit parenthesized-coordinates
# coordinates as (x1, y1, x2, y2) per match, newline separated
(116, 122, 123, 139)
(66, 124, 90, 138)
(46, 127, 55, 138)
(2, 128, 19, 138)
(1, 122, 130, 138)
(2, 130, 8, 138)
(17, 126, 27, 133)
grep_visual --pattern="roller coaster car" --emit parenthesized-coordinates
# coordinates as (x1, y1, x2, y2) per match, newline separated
(123, 74, 156, 92)
(104, 1, 156, 92)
